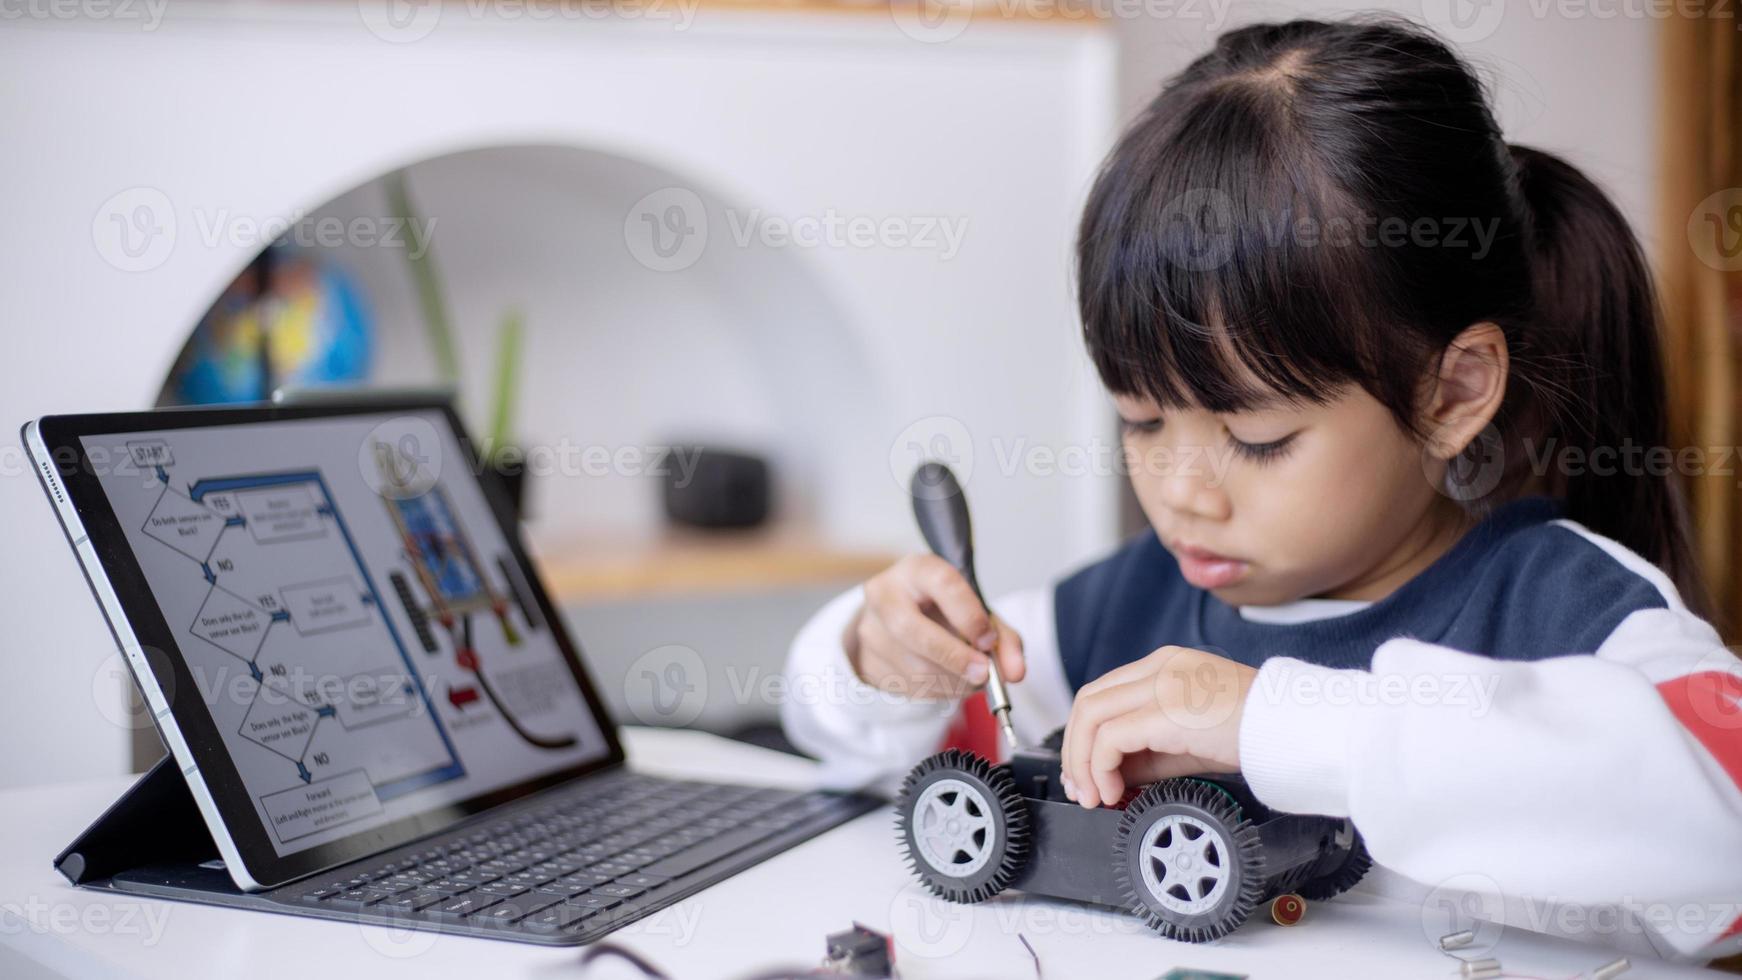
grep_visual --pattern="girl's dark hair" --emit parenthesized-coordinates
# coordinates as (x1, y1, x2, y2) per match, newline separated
(1077, 17, 1709, 615)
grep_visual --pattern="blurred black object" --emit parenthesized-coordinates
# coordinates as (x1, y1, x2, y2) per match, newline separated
(662, 446, 771, 529)
(492, 460, 529, 518)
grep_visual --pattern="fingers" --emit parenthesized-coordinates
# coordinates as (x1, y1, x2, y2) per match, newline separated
(856, 605, 968, 700)
(864, 570, 987, 684)
(902, 555, 997, 652)
(1062, 679, 1156, 808)
(991, 615, 1026, 683)
(854, 554, 1033, 700)
(1120, 751, 1226, 786)
(1088, 713, 1184, 805)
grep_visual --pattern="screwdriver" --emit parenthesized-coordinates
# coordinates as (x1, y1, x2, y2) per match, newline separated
(910, 462, 1020, 752)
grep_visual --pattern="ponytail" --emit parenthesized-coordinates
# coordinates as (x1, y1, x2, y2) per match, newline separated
(1506, 144, 1711, 617)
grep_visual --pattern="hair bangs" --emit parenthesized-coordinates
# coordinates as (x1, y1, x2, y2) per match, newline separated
(1078, 63, 1393, 416)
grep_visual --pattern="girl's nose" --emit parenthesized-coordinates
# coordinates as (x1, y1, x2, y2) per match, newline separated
(1158, 462, 1231, 522)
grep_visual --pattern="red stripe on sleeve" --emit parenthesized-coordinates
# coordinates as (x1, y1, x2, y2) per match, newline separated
(1656, 670, 1742, 789)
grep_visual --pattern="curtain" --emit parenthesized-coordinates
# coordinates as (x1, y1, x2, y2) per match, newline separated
(1659, 13, 1742, 641)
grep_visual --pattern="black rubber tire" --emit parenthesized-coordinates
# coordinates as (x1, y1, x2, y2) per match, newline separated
(1114, 778, 1266, 942)
(1295, 827, 1373, 901)
(895, 750, 1030, 904)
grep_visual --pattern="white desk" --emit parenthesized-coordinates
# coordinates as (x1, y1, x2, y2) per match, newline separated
(0, 728, 1725, 980)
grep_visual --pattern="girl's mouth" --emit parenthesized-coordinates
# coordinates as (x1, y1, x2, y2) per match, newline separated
(1171, 542, 1250, 590)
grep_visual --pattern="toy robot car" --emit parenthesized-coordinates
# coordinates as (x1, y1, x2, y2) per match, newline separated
(895, 730, 1370, 942)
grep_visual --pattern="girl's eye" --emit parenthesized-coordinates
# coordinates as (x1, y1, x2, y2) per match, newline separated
(1229, 431, 1297, 463)
(1120, 418, 1163, 436)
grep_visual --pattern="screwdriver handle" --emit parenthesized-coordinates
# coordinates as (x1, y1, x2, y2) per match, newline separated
(910, 462, 983, 603)
(909, 462, 1019, 750)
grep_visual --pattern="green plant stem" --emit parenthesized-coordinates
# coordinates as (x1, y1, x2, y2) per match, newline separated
(383, 170, 460, 388)
(488, 309, 523, 461)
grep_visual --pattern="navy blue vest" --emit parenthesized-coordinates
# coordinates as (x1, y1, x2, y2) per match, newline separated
(1053, 498, 1668, 692)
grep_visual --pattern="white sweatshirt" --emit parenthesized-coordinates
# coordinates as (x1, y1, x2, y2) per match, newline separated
(780, 511, 1742, 963)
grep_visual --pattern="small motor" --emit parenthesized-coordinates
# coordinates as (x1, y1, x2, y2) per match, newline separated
(820, 922, 894, 977)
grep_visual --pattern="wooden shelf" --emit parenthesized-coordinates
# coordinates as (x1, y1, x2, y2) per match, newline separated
(681, 0, 1111, 24)
(531, 526, 898, 602)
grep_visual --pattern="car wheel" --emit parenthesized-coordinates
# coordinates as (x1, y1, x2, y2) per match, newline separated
(1296, 825, 1372, 900)
(1114, 779, 1266, 942)
(896, 750, 1030, 904)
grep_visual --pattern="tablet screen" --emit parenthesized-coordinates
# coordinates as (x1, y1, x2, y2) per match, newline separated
(74, 409, 612, 861)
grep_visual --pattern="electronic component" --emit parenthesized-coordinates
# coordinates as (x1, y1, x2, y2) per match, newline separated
(820, 922, 893, 977)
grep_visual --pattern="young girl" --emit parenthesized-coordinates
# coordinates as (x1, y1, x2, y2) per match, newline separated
(782, 17, 1742, 963)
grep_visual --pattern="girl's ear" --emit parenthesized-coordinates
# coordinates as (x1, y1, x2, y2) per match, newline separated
(1421, 322, 1509, 459)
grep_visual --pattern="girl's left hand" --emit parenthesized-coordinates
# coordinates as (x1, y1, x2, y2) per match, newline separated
(1059, 646, 1257, 808)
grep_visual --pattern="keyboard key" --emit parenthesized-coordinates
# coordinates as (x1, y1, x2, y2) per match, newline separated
(427, 895, 502, 923)
(476, 882, 529, 899)
(521, 904, 595, 933)
(590, 883, 645, 900)
(473, 901, 532, 925)
(327, 889, 393, 910)
(563, 892, 621, 911)
(640, 825, 784, 878)
(559, 872, 615, 888)
(533, 882, 590, 899)
(616, 874, 670, 890)
(376, 891, 444, 913)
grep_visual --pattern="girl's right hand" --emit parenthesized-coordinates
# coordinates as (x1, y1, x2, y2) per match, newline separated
(844, 554, 1026, 701)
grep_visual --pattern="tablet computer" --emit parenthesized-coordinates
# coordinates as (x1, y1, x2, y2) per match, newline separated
(26, 399, 623, 891)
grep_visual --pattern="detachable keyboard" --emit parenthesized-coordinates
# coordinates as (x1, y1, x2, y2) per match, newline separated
(265, 769, 878, 943)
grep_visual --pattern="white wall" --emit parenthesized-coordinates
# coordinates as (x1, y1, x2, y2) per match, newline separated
(0, 1, 1661, 790)
(1108, 1, 1661, 245)
(0, 6, 1119, 787)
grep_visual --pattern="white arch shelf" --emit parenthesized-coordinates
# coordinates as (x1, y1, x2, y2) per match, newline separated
(0, 4, 1120, 783)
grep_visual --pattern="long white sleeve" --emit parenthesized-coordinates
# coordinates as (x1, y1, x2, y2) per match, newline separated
(1239, 535, 1742, 961)
(780, 584, 1072, 795)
